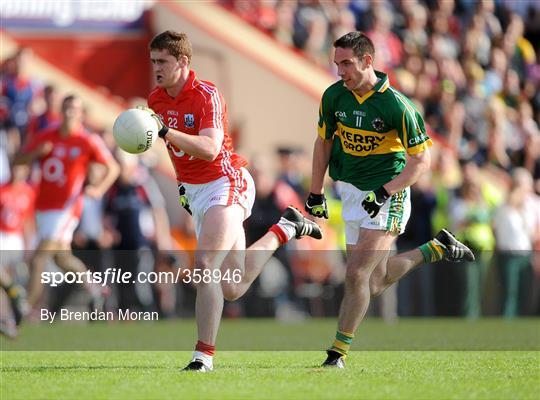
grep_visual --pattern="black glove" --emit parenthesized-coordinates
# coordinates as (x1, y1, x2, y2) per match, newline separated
(361, 186, 390, 218)
(178, 184, 192, 215)
(137, 106, 169, 138)
(305, 192, 328, 219)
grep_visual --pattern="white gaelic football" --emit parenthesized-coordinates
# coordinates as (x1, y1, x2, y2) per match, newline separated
(113, 108, 159, 154)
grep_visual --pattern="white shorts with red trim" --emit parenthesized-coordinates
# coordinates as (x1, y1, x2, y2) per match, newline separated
(182, 167, 255, 238)
(35, 209, 80, 244)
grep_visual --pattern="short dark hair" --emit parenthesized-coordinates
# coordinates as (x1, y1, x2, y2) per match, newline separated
(334, 32, 375, 60)
(149, 30, 192, 62)
(61, 94, 77, 110)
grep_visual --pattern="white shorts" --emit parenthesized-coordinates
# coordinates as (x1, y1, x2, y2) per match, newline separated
(182, 168, 256, 238)
(35, 209, 80, 244)
(0, 231, 24, 267)
(337, 181, 411, 245)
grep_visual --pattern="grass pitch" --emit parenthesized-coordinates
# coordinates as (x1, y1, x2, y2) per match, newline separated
(1, 319, 539, 399)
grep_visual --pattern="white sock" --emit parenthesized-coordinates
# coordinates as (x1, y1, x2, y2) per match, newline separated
(276, 217, 296, 241)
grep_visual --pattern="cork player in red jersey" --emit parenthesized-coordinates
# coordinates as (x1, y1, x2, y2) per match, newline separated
(145, 31, 322, 372)
(14, 95, 120, 316)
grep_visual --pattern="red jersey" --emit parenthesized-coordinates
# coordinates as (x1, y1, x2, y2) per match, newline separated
(23, 126, 113, 214)
(148, 70, 247, 184)
(0, 182, 35, 234)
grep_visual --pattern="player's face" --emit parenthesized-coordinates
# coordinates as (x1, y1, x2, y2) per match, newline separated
(62, 98, 84, 125)
(334, 47, 370, 92)
(150, 49, 182, 88)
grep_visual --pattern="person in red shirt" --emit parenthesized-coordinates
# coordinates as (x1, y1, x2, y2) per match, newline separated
(145, 31, 322, 372)
(0, 164, 35, 252)
(14, 95, 120, 313)
(0, 164, 35, 333)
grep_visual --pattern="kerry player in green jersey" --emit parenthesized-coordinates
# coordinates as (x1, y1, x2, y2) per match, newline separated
(304, 32, 475, 368)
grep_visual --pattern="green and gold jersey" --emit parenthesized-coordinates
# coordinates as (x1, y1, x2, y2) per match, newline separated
(318, 71, 432, 191)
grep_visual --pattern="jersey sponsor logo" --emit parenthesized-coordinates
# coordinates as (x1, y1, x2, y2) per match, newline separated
(167, 110, 179, 116)
(371, 117, 385, 132)
(42, 157, 66, 185)
(408, 134, 427, 146)
(184, 113, 195, 128)
(338, 126, 384, 155)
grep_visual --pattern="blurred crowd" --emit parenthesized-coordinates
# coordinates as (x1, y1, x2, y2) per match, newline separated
(1, 0, 540, 330)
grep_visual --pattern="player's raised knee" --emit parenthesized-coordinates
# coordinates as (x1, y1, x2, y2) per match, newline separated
(344, 264, 371, 285)
(369, 282, 385, 298)
(222, 286, 243, 302)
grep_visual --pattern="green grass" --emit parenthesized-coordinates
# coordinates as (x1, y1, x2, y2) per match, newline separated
(1, 351, 538, 399)
(1, 318, 539, 351)
(1, 319, 539, 399)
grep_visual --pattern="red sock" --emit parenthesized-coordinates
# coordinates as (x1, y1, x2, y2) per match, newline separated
(195, 340, 215, 356)
(269, 224, 289, 245)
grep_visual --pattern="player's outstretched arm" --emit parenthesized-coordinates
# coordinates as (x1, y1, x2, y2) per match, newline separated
(383, 149, 431, 196)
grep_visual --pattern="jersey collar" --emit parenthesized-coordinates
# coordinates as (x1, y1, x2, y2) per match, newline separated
(351, 70, 389, 104)
(373, 71, 389, 93)
(182, 70, 197, 94)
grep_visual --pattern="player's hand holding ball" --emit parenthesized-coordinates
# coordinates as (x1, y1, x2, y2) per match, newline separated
(113, 108, 159, 154)
(305, 193, 329, 219)
(136, 106, 169, 139)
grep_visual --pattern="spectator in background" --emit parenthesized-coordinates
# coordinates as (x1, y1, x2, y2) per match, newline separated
(482, 47, 508, 99)
(276, 147, 307, 199)
(273, 1, 297, 47)
(245, 153, 303, 318)
(478, 0, 503, 38)
(396, 172, 437, 316)
(463, 13, 492, 67)
(493, 168, 540, 317)
(401, 3, 429, 57)
(26, 84, 61, 141)
(366, 5, 403, 71)
(450, 160, 496, 318)
(1, 49, 40, 143)
(517, 101, 540, 177)
(428, 10, 460, 62)
(292, 1, 329, 66)
(461, 61, 489, 161)
(105, 151, 172, 313)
